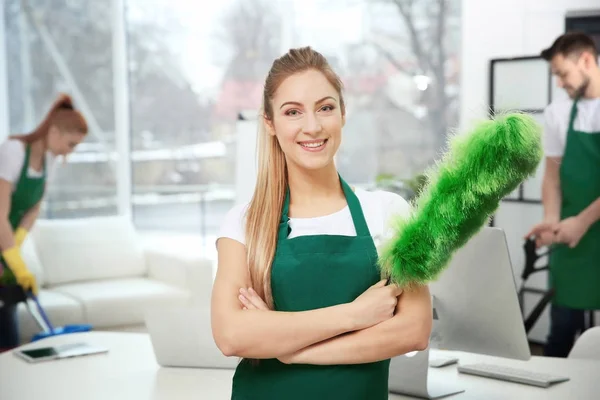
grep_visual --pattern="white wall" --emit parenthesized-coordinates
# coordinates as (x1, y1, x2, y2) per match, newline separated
(460, 0, 600, 343)
(0, 1, 8, 142)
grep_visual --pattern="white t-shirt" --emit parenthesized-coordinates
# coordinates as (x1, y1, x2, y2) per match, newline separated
(543, 98, 600, 157)
(0, 139, 57, 191)
(218, 188, 412, 254)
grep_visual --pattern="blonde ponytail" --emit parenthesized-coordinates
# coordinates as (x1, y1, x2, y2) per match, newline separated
(245, 106, 287, 309)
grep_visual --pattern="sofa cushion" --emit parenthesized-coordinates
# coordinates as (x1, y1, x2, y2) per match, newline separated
(16, 290, 85, 343)
(52, 278, 190, 328)
(20, 235, 45, 287)
(31, 216, 147, 286)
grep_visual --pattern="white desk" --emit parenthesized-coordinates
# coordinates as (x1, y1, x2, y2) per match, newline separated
(0, 332, 598, 400)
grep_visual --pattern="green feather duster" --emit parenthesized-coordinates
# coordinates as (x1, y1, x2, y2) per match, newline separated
(379, 113, 543, 289)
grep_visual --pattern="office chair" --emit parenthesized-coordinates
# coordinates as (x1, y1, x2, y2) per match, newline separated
(519, 238, 554, 333)
(519, 238, 595, 334)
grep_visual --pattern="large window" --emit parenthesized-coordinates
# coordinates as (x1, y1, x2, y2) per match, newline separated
(3, 1, 460, 256)
(126, 0, 461, 252)
(126, 1, 234, 241)
(4, 0, 118, 218)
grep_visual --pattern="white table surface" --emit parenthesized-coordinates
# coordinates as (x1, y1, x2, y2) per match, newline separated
(0, 331, 598, 400)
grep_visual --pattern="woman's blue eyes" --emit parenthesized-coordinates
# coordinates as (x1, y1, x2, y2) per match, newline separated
(285, 105, 334, 116)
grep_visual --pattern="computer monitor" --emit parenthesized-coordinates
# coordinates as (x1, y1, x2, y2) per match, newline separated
(428, 226, 530, 360)
(388, 227, 531, 399)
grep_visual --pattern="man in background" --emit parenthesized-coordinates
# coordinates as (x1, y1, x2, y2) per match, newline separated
(526, 32, 600, 357)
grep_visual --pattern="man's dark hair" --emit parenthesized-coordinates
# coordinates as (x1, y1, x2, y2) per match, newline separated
(541, 32, 598, 62)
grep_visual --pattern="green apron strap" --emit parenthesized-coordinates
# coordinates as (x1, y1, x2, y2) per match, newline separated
(567, 97, 579, 130)
(277, 175, 372, 240)
(278, 187, 292, 241)
(339, 177, 371, 237)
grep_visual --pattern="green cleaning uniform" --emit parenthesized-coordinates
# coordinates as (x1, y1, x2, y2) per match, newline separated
(0, 144, 46, 285)
(231, 177, 390, 400)
(549, 97, 600, 310)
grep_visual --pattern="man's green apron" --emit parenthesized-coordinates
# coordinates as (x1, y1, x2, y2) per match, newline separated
(549, 97, 600, 310)
(231, 177, 390, 400)
(0, 144, 46, 285)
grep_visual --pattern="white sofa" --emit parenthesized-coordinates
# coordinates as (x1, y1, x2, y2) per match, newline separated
(16, 215, 214, 344)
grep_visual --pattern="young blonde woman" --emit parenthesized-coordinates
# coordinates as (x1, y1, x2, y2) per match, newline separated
(212, 47, 432, 399)
(0, 94, 87, 350)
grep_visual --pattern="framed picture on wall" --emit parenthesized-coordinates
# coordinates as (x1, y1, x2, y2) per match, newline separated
(489, 56, 551, 115)
(566, 9, 600, 49)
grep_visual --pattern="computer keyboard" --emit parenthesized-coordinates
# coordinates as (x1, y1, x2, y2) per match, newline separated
(457, 363, 570, 388)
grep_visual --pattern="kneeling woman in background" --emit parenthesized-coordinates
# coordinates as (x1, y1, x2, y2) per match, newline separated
(0, 94, 87, 351)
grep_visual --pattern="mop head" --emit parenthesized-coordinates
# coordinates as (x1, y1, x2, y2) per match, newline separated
(379, 113, 543, 289)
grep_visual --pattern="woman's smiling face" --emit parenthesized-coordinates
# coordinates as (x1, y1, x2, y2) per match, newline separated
(266, 69, 345, 173)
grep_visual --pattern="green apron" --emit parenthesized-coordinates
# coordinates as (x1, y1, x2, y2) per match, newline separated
(231, 177, 389, 400)
(0, 144, 46, 285)
(549, 97, 600, 310)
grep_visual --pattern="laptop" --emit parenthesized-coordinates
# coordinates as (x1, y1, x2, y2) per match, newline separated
(144, 305, 239, 369)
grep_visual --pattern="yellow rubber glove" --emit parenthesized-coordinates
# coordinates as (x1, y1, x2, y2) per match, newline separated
(1, 246, 38, 295)
(14, 227, 28, 248)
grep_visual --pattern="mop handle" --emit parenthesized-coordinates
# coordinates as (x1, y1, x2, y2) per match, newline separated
(28, 292, 55, 333)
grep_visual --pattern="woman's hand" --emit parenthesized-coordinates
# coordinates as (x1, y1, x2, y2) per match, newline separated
(349, 279, 403, 330)
(238, 287, 270, 310)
